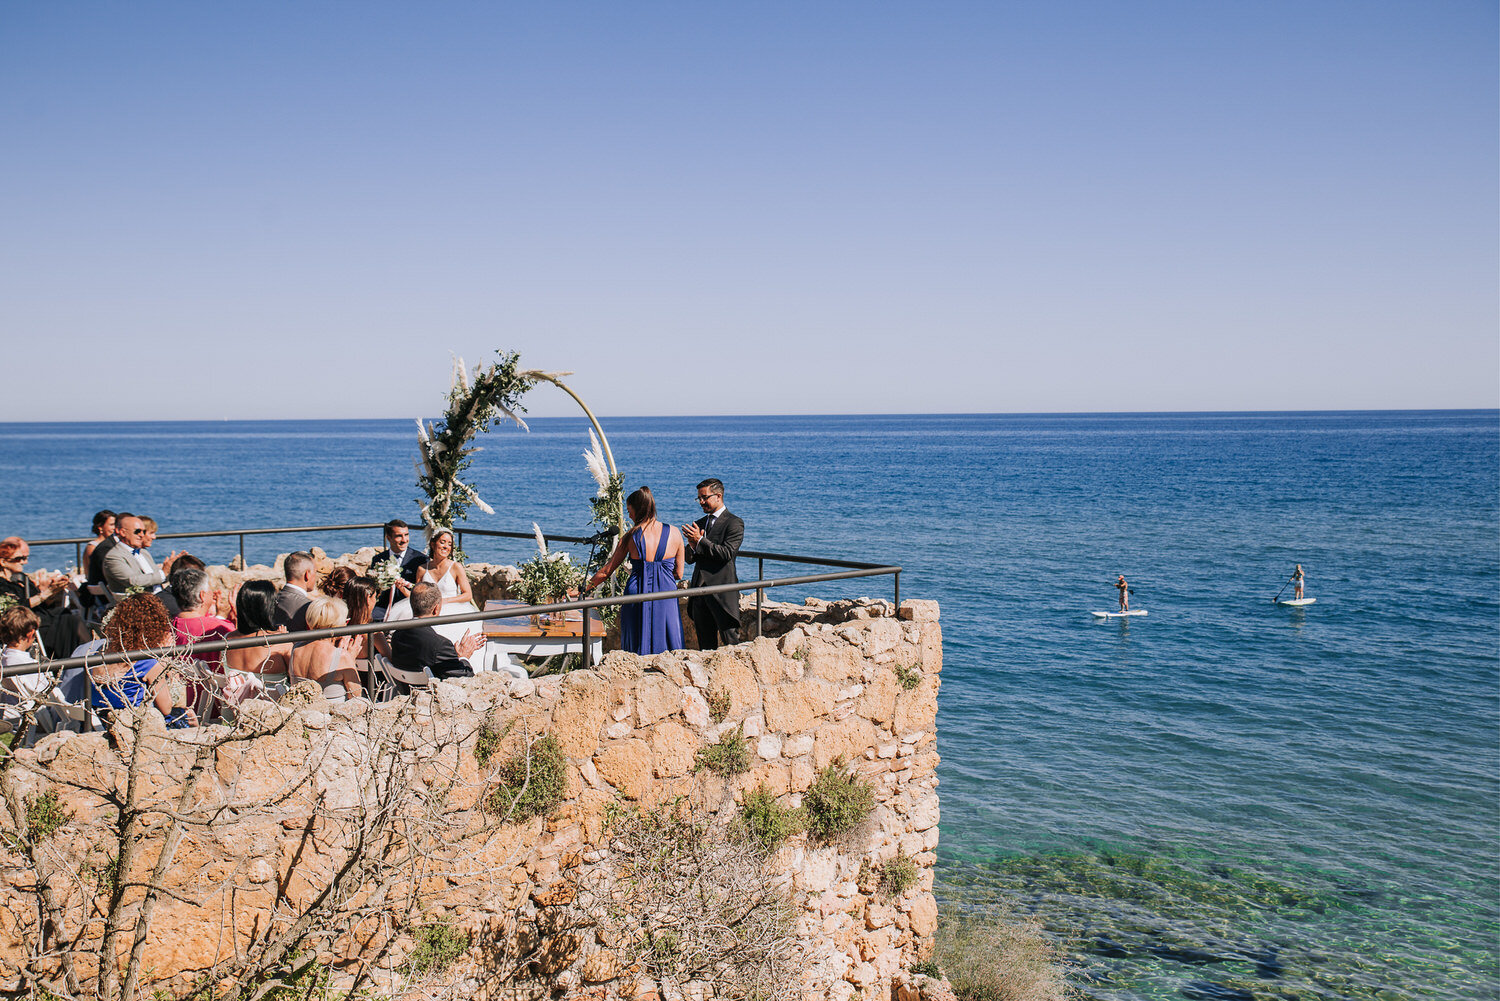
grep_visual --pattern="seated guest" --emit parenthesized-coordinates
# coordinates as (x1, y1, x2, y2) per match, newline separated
(0, 605, 49, 723)
(87, 510, 124, 597)
(370, 520, 427, 620)
(172, 568, 234, 668)
(81, 510, 115, 613)
(91, 593, 196, 728)
(389, 582, 483, 691)
(320, 565, 356, 598)
(223, 580, 293, 702)
(172, 568, 233, 721)
(289, 597, 363, 703)
(171, 553, 207, 574)
(0, 537, 87, 656)
(274, 552, 316, 632)
(84, 510, 116, 568)
(342, 575, 389, 672)
(102, 514, 181, 606)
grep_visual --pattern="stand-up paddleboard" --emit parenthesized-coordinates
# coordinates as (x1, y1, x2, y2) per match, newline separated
(1276, 598, 1316, 607)
(1092, 610, 1147, 618)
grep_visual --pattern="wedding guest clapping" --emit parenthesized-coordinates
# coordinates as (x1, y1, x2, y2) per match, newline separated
(681, 478, 745, 649)
(342, 574, 390, 667)
(0, 537, 87, 655)
(102, 515, 181, 605)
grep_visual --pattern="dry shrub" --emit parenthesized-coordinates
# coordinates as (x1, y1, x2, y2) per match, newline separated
(590, 801, 801, 1001)
(934, 908, 1071, 1001)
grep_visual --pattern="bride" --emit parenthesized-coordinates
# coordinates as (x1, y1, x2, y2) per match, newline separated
(421, 529, 478, 612)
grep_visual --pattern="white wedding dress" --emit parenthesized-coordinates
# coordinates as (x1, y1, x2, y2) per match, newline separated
(419, 566, 481, 643)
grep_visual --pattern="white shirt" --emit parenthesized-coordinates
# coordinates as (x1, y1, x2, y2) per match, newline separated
(696, 506, 726, 549)
(390, 548, 409, 566)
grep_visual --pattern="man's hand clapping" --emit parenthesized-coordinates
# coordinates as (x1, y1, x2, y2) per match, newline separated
(456, 630, 484, 659)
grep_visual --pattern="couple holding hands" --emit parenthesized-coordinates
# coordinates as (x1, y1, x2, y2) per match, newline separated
(586, 478, 743, 656)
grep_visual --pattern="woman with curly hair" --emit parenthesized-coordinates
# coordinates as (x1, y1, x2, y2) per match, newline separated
(92, 592, 196, 727)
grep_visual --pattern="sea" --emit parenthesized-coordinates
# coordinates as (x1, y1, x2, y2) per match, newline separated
(2, 411, 1496, 1000)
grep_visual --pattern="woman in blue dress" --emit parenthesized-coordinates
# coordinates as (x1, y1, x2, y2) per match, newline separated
(92, 592, 197, 727)
(586, 487, 684, 655)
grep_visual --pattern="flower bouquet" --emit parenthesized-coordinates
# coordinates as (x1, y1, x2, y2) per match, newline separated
(370, 558, 405, 593)
(370, 557, 406, 615)
(514, 525, 584, 618)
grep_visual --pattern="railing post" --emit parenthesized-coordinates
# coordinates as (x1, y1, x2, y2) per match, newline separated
(581, 605, 592, 668)
(894, 569, 900, 613)
(239, 534, 245, 567)
(74, 542, 82, 570)
(757, 557, 764, 638)
(457, 530, 464, 559)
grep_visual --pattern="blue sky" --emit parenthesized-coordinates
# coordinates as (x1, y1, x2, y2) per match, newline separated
(1, 1, 1494, 419)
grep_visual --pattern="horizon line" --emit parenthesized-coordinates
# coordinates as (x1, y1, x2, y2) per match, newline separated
(0, 407, 1497, 427)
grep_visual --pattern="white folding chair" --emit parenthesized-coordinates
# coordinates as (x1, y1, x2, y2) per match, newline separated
(373, 652, 432, 695)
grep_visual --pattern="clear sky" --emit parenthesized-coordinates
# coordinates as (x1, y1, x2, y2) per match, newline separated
(2, 1, 1495, 419)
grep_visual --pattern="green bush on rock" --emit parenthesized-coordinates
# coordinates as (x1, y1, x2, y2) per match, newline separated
(484, 733, 566, 821)
(738, 784, 806, 852)
(803, 759, 874, 841)
(694, 721, 751, 776)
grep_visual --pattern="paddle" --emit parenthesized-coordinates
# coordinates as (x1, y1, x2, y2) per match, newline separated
(1271, 572, 1296, 604)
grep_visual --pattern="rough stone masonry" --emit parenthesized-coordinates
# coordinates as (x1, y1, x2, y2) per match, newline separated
(0, 595, 944, 1001)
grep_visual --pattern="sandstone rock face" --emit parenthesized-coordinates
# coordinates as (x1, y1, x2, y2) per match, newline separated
(0, 588, 942, 1001)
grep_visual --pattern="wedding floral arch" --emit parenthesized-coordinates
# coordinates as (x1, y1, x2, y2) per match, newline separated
(414, 350, 626, 538)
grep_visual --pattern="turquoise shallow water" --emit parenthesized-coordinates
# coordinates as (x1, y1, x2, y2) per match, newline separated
(2, 411, 1497, 999)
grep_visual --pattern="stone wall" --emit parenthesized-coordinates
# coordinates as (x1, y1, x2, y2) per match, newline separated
(0, 597, 942, 1001)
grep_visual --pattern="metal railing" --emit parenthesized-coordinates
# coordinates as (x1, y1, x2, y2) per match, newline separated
(14, 521, 902, 679)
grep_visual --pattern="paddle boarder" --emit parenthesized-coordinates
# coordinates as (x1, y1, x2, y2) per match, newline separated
(1291, 564, 1305, 601)
(1115, 574, 1129, 612)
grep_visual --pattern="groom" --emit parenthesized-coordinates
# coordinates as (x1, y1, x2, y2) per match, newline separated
(682, 478, 744, 649)
(370, 519, 427, 620)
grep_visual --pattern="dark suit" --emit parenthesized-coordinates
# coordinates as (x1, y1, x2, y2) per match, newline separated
(87, 536, 118, 586)
(370, 547, 428, 621)
(390, 623, 474, 693)
(685, 509, 744, 649)
(273, 585, 311, 633)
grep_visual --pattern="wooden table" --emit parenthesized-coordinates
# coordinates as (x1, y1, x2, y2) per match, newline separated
(478, 600, 604, 674)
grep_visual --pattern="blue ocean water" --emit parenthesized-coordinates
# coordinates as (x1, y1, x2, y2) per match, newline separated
(2, 411, 1497, 999)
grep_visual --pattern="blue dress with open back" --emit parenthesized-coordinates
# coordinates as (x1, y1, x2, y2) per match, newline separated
(620, 524, 682, 655)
